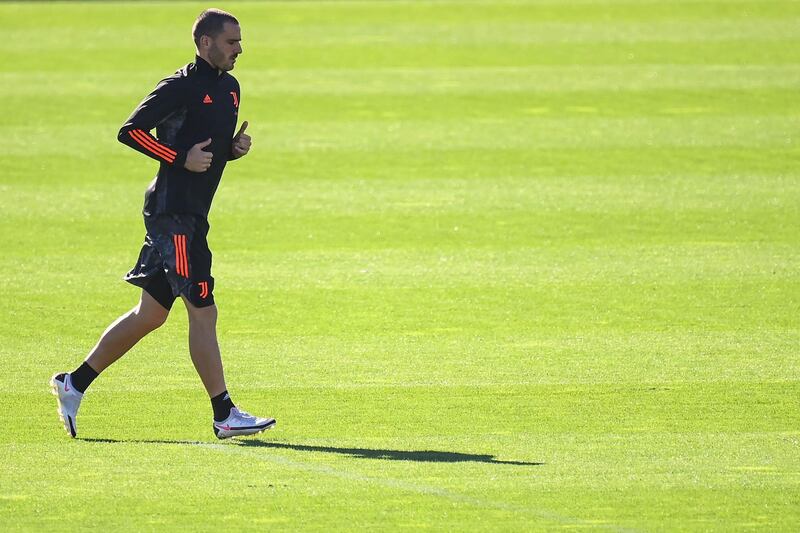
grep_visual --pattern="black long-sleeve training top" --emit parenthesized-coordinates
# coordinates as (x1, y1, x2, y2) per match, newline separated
(118, 55, 241, 218)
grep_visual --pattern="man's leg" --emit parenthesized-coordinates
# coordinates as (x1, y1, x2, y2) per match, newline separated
(50, 290, 170, 438)
(182, 296, 275, 438)
(86, 290, 171, 373)
(182, 296, 226, 397)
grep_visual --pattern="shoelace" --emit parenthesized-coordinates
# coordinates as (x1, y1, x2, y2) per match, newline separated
(234, 409, 254, 420)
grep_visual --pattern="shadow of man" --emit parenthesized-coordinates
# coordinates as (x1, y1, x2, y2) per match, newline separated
(236, 440, 543, 466)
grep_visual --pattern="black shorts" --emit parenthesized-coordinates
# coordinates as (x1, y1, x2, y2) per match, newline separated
(124, 214, 215, 310)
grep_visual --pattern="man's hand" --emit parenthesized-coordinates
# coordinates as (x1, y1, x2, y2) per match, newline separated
(232, 121, 251, 159)
(184, 138, 213, 172)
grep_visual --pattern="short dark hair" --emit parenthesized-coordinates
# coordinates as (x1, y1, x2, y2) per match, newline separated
(192, 8, 238, 46)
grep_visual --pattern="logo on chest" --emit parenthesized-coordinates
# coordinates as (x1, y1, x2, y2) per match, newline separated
(203, 91, 239, 115)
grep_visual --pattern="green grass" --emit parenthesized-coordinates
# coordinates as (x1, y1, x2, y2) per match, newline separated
(2, 0, 799, 530)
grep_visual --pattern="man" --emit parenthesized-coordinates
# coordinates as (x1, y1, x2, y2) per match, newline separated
(50, 8, 275, 440)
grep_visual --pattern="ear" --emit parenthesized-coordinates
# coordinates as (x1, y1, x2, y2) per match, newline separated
(200, 35, 211, 49)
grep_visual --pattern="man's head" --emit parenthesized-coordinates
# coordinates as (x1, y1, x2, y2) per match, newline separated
(192, 8, 242, 72)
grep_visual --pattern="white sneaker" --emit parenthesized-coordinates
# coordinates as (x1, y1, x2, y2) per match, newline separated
(49, 373, 83, 438)
(213, 407, 275, 439)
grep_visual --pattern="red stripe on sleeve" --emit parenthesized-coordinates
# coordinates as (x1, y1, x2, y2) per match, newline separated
(128, 130, 175, 163)
(133, 128, 176, 156)
(130, 129, 176, 162)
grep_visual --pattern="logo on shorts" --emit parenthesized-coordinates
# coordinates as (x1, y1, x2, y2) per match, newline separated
(198, 281, 209, 299)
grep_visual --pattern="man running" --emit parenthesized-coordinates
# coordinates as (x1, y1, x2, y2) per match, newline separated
(50, 8, 275, 440)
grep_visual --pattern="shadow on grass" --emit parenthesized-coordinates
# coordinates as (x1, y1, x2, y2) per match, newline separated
(77, 438, 541, 466)
(236, 440, 542, 466)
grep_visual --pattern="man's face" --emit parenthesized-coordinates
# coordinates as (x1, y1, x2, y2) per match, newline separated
(207, 22, 242, 71)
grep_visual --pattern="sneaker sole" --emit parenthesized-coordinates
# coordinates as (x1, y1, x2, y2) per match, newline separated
(214, 419, 276, 440)
(49, 374, 76, 438)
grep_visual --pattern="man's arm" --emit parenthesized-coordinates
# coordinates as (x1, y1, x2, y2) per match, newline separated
(117, 77, 189, 169)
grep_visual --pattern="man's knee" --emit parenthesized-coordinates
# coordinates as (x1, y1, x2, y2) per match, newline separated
(133, 295, 170, 331)
(184, 298, 218, 326)
(133, 305, 169, 332)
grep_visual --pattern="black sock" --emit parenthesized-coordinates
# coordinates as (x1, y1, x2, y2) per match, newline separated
(211, 390, 236, 422)
(69, 361, 99, 393)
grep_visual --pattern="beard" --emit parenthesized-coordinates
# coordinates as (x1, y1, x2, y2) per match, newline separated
(208, 44, 233, 71)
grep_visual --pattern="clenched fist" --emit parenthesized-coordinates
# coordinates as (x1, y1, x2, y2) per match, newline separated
(184, 138, 213, 172)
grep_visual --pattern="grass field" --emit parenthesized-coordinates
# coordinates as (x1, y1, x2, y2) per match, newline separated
(2, 0, 799, 530)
